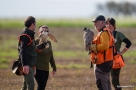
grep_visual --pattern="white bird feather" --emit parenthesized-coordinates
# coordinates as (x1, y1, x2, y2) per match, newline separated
(39, 31, 57, 43)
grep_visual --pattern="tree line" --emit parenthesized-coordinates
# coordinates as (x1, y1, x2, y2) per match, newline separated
(97, 1, 136, 16)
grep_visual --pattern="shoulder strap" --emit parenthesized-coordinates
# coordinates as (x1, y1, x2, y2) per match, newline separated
(104, 28, 117, 56)
(103, 28, 115, 42)
(113, 31, 117, 38)
(113, 31, 117, 55)
(19, 34, 33, 45)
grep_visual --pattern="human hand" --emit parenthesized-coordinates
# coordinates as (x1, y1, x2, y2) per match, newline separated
(90, 44, 97, 53)
(34, 68, 36, 75)
(40, 42, 48, 49)
(23, 65, 29, 74)
(51, 71, 56, 76)
(117, 51, 122, 55)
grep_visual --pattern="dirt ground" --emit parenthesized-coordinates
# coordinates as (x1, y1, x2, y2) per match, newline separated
(0, 27, 136, 90)
(0, 60, 136, 90)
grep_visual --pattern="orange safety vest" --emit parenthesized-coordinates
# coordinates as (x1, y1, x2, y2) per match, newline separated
(90, 28, 114, 64)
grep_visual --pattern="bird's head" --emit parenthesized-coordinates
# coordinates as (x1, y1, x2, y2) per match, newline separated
(39, 31, 49, 42)
(38, 25, 57, 43)
(83, 27, 87, 31)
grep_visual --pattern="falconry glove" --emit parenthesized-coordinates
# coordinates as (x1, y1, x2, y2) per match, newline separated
(37, 41, 48, 50)
(90, 44, 97, 53)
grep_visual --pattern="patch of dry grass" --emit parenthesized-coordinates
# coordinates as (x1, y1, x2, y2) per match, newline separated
(0, 27, 136, 90)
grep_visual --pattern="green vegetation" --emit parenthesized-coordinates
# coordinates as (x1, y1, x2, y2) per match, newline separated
(0, 35, 18, 59)
(0, 17, 136, 29)
(0, 18, 92, 29)
(54, 51, 88, 60)
(57, 63, 89, 69)
(0, 64, 8, 69)
(0, 58, 9, 69)
(0, 58, 8, 64)
(0, 19, 24, 28)
(127, 59, 136, 64)
(123, 50, 136, 58)
(116, 17, 136, 28)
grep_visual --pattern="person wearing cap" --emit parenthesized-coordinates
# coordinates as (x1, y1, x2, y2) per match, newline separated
(90, 15, 114, 90)
(34, 25, 57, 90)
(18, 16, 47, 90)
(106, 18, 131, 90)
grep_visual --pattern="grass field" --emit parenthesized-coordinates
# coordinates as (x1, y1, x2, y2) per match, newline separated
(0, 18, 136, 90)
(0, 17, 136, 29)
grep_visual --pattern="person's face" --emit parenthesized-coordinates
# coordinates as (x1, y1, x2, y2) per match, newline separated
(106, 21, 114, 32)
(93, 21, 105, 31)
(31, 22, 36, 31)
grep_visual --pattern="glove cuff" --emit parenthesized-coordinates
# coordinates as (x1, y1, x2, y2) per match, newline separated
(90, 44, 97, 53)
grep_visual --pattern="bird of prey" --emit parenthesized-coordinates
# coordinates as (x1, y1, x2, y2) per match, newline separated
(39, 31, 57, 43)
(83, 27, 94, 54)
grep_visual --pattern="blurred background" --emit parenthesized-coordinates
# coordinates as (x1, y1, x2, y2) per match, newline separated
(0, 0, 136, 18)
(0, 0, 136, 90)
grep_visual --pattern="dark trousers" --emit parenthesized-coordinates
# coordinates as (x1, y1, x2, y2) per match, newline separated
(35, 69, 49, 90)
(111, 68, 122, 90)
(95, 67, 111, 90)
(94, 61, 113, 90)
(21, 66, 35, 90)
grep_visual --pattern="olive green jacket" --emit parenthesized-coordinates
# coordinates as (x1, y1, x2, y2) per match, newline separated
(35, 39, 56, 71)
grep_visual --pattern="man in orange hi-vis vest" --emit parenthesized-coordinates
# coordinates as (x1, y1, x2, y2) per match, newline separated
(90, 15, 114, 90)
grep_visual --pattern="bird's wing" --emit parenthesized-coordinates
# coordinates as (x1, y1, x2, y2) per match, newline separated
(88, 30, 94, 42)
(83, 28, 94, 51)
(48, 33, 57, 42)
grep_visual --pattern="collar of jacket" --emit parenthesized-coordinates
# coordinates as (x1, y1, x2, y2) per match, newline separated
(24, 28, 35, 35)
(99, 26, 106, 32)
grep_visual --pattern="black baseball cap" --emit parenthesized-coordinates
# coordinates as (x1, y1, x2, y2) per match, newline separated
(92, 15, 105, 22)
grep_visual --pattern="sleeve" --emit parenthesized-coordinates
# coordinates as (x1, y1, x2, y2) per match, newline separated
(49, 42, 56, 71)
(50, 55, 57, 71)
(35, 39, 47, 52)
(123, 38, 132, 49)
(118, 32, 126, 42)
(97, 31, 110, 51)
(19, 35, 30, 66)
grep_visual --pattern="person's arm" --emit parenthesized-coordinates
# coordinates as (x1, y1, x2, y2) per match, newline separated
(50, 54, 56, 76)
(97, 31, 110, 51)
(36, 41, 48, 52)
(119, 38, 132, 55)
(90, 31, 110, 53)
(49, 42, 56, 75)
(20, 36, 30, 66)
(117, 32, 132, 55)
(50, 54, 56, 71)
(19, 35, 30, 74)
